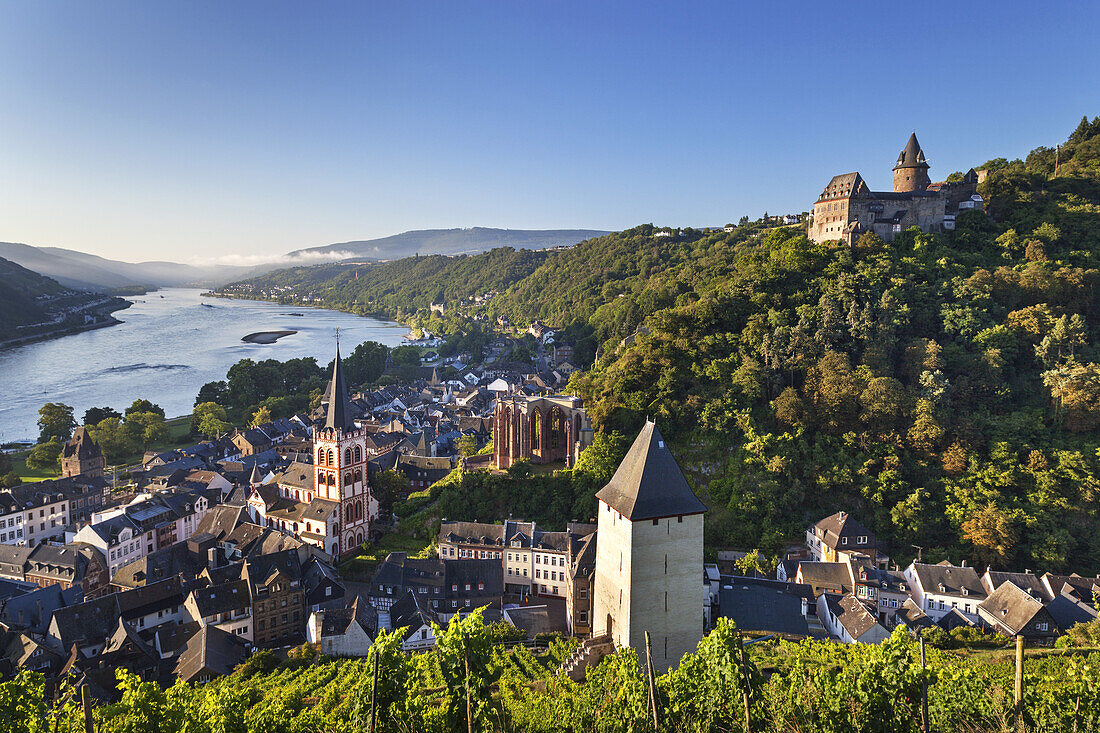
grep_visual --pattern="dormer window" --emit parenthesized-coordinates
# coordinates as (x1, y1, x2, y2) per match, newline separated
(938, 583, 945, 593)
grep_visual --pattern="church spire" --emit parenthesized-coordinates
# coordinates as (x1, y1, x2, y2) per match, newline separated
(325, 341, 355, 432)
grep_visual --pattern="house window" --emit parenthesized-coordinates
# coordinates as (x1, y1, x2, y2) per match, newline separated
(578, 611, 588, 623)
(1037, 623, 1048, 632)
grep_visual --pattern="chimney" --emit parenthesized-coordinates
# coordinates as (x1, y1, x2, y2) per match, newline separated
(961, 560, 967, 567)
(207, 547, 219, 571)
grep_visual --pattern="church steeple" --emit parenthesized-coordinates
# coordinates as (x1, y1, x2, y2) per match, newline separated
(324, 343, 355, 433)
(893, 132, 931, 192)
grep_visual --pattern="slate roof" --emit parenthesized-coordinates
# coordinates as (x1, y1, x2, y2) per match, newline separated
(389, 591, 438, 638)
(824, 593, 882, 640)
(316, 597, 377, 639)
(195, 504, 246, 541)
(897, 598, 935, 631)
(0, 546, 32, 578)
(189, 580, 251, 617)
(324, 346, 355, 432)
(796, 562, 854, 595)
(1046, 591, 1099, 632)
(63, 427, 102, 461)
(982, 570, 1052, 602)
(275, 462, 315, 492)
(720, 578, 813, 637)
(173, 625, 250, 682)
(894, 132, 929, 170)
(978, 581, 1052, 635)
(504, 605, 556, 637)
(812, 511, 876, 551)
(594, 421, 706, 521)
(909, 562, 986, 600)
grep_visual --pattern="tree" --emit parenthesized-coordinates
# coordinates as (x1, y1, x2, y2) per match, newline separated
(36, 403, 75, 444)
(734, 548, 777, 576)
(250, 405, 272, 428)
(83, 406, 120, 427)
(25, 438, 61, 471)
(389, 346, 421, 368)
(191, 402, 227, 436)
(126, 412, 169, 449)
(371, 470, 410, 514)
(571, 432, 628, 485)
(455, 434, 478, 458)
(87, 418, 138, 463)
(344, 341, 389, 386)
(195, 380, 229, 406)
(961, 501, 1016, 566)
(197, 412, 231, 440)
(124, 399, 164, 419)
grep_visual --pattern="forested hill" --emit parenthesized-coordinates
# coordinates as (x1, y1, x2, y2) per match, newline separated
(564, 116, 1100, 574)
(214, 247, 552, 319)
(0, 255, 70, 328)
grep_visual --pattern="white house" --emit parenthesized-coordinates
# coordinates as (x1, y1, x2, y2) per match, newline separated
(306, 597, 377, 657)
(817, 592, 890, 644)
(903, 561, 987, 622)
(390, 591, 438, 652)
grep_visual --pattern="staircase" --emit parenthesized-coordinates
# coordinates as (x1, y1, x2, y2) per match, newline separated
(559, 634, 615, 681)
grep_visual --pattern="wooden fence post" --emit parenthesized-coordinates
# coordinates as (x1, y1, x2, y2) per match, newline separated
(736, 631, 752, 733)
(919, 634, 929, 733)
(81, 685, 94, 733)
(369, 650, 379, 733)
(1014, 634, 1025, 721)
(644, 631, 659, 730)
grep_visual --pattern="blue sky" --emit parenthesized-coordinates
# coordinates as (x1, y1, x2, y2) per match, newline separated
(0, 1, 1097, 263)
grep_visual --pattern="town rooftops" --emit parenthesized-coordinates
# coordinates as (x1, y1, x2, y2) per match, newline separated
(63, 427, 102, 461)
(812, 511, 875, 550)
(595, 420, 706, 521)
(173, 625, 250, 683)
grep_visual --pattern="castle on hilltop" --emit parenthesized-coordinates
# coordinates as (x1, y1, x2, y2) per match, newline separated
(808, 133, 986, 245)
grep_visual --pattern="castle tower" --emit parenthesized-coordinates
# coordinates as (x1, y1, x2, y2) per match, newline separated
(313, 344, 374, 556)
(61, 427, 105, 478)
(592, 420, 706, 673)
(893, 132, 931, 192)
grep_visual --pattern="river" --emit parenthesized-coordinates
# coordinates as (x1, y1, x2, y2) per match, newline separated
(0, 288, 408, 444)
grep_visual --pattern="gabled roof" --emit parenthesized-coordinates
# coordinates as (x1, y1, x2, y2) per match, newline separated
(173, 625, 250, 682)
(909, 563, 986, 600)
(594, 421, 705, 521)
(824, 593, 883, 640)
(978, 581, 1053, 635)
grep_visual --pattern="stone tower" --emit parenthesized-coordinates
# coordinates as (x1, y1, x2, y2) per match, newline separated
(893, 132, 931, 192)
(61, 427, 105, 478)
(592, 420, 706, 673)
(313, 345, 374, 556)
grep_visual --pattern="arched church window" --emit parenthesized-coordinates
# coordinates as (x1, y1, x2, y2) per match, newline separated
(354, 446, 362, 463)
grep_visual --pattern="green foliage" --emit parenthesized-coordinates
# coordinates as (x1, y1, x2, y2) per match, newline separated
(24, 437, 61, 471)
(36, 402, 75, 444)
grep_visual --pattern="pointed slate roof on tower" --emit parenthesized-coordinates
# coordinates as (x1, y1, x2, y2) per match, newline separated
(324, 345, 355, 432)
(595, 420, 706, 521)
(63, 427, 102, 461)
(894, 132, 929, 170)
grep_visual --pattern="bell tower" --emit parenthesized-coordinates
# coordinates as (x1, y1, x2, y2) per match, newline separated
(313, 337, 373, 556)
(893, 132, 931, 192)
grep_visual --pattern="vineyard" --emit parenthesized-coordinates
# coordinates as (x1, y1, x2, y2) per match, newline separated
(4, 610, 1099, 733)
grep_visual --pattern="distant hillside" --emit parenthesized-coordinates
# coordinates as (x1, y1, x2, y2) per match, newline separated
(215, 247, 552, 318)
(0, 255, 129, 341)
(0, 242, 259, 292)
(287, 227, 609, 261)
(0, 255, 66, 328)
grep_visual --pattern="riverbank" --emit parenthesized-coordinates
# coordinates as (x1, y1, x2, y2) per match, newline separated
(0, 299, 131, 350)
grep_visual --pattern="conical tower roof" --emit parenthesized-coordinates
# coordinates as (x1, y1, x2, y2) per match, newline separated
(595, 420, 706, 521)
(325, 345, 355, 432)
(248, 462, 263, 486)
(894, 132, 929, 170)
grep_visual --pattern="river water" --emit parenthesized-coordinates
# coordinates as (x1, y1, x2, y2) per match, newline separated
(0, 288, 408, 444)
